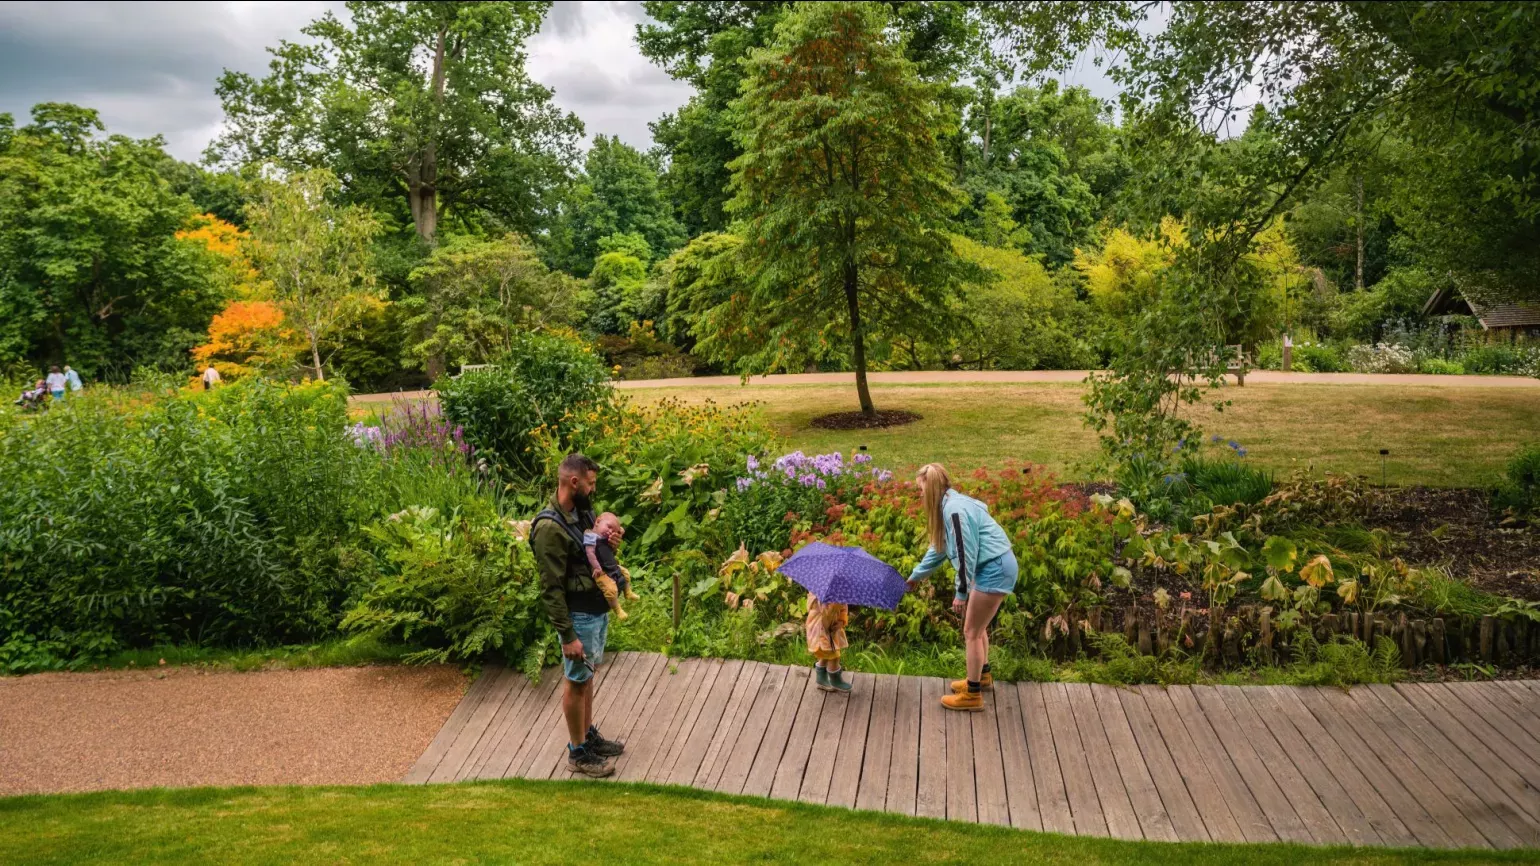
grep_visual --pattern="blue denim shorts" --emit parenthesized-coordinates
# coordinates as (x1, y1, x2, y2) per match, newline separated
(972, 552, 1019, 596)
(563, 611, 609, 683)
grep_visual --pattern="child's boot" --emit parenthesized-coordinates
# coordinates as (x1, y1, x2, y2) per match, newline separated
(815, 663, 830, 690)
(825, 668, 853, 694)
(621, 567, 640, 600)
(941, 682, 985, 712)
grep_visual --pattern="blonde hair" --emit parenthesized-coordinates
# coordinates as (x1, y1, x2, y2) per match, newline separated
(916, 463, 951, 554)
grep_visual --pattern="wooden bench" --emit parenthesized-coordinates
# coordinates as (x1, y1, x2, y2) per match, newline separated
(1226, 344, 1251, 386)
(452, 364, 498, 379)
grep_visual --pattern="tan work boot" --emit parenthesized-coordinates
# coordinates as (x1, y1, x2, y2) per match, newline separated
(950, 672, 994, 694)
(941, 690, 985, 712)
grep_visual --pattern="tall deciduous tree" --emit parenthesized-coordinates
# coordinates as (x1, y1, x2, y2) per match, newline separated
(243, 168, 382, 381)
(724, 1, 964, 416)
(561, 135, 684, 276)
(212, 1, 581, 245)
(0, 104, 223, 376)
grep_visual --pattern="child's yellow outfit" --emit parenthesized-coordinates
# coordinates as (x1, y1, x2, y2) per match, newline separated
(806, 596, 853, 693)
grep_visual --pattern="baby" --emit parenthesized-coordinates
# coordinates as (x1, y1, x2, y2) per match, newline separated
(584, 512, 638, 621)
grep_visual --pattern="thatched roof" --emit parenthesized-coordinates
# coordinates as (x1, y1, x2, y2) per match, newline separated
(1423, 284, 1540, 330)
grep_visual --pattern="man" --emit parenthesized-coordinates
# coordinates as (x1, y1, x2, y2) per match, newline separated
(63, 365, 82, 392)
(529, 453, 626, 777)
(201, 364, 222, 391)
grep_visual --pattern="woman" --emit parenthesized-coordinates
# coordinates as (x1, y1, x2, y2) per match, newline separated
(906, 463, 1017, 711)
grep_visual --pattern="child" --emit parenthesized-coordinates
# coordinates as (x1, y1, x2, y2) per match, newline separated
(806, 594, 852, 693)
(584, 512, 638, 621)
(45, 366, 66, 401)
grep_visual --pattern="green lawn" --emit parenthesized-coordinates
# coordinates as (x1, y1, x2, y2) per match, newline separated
(2, 779, 1529, 865)
(630, 382, 1540, 487)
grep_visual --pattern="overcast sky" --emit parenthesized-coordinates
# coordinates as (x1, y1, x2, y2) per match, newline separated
(0, 1, 1124, 163)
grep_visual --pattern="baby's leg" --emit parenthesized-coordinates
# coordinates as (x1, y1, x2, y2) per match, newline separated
(595, 574, 627, 620)
(619, 565, 639, 600)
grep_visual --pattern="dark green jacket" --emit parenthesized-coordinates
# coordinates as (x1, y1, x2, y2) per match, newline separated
(530, 497, 599, 644)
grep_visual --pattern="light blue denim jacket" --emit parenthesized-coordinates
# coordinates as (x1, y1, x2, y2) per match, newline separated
(908, 489, 1014, 601)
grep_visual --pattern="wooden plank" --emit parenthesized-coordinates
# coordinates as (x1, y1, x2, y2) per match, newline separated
(1208, 685, 1347, 847)
(648, 658, 726, 784)
(1394, 683, 1540, 822)
(517, 655, 628, 781)
(403, 665, 504, 783)
(822, 672, 875, 808)
(1348, 685, 1528, 850)
(463, 667, 546, 780)
(425, 667, 517, 783)
(770, 671, 829, 801)
(667, 659, 745, 787)
(970, 684, 1010, 827)
(1294, 686, 1453, 848)
(1113, 686, 1206, 843)
(856, 673, 900, 813)
(502, 665, 582, 780)
(480, 667, 564, 780)
(1065, 684, 1141, 840)
(1487, 680, 1540, 732)
(1235, 687, 1381, 847)
(1377, 684, 1540, 829)
(1019, 682, 1073, 835)
(714, 666, 791, 795)
(1259, 686, 1417, 847)
(603, 653, 670, 747)
(799, 674, 858, 805)
(993, 680, 1042, 832)
(883, 675, 921, 816)
(1043, 681, 1107, 837)
(1165, 685, 1280, 843)
(1089, 684, 1176, 842)
(694, 662, 768, 789)
(1318, 685, 1488, 849)
(1185, 685, 1308, 843)
(1441, 682, 1540, 767)
(944, 685, 977, 823)
(915, 677, 949, 820)
(617, 658, 704, 783)
(740, 666, 810, 798)
(528, 651, 638, 781)
(1135, 685, 1244, 842)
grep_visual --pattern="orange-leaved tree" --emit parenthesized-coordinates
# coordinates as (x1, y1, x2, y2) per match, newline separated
(191, 299, 302, 379)
(176, 213, 268, 299)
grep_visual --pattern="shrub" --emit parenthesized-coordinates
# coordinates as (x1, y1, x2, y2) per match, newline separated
(1495, 443, 1540, 515)
(341, 501, 554, 671)
(1418, 357, 1465, 375)
(0, 380, 388, 671)
(1459, 342, 1540, 376)
(1293, 343, 1347, 373)
(719, 451, 893, 555)
(436, 330, 613, 481)
(1345, 343, 1416, 374)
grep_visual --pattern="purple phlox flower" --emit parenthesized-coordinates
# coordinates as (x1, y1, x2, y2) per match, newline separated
(852, 452, 872, 465)
(745, 454, 760, 472)
(735, 477, 753, 492)
(798, 473, 817, 487)
(816, 478, 827, 490)
(876, 470, 893, 482)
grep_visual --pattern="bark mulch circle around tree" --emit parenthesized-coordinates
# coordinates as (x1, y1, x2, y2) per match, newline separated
(810, 409, 922, 430)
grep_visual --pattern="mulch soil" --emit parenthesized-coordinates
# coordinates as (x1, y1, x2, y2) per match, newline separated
(810, 409, 922, 430)
(1366, 487, 1540, 600)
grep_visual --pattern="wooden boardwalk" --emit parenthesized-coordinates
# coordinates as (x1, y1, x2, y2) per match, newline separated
(406, 653, 1540, 849)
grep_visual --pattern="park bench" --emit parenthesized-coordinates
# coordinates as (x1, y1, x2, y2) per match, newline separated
(452, 364, 498, 379)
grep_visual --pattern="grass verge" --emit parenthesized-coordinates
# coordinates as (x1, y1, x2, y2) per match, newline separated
(1, 778, 1529, 865)
(628, 381, 1540, 487)
(88, 636, 414, 674)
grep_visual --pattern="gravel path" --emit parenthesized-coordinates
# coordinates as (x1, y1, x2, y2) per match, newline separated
(350, 369, 1539, 405)
(0, 665, 467, 796)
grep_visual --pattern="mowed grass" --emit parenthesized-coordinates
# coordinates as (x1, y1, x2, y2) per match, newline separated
(629, 382, 1540, 487)
(2, 780, 1530, 866)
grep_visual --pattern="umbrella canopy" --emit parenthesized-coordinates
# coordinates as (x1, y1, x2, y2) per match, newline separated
(779, 542, 908, 610)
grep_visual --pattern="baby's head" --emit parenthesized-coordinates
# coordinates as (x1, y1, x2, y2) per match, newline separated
(594, 512, 624, 538)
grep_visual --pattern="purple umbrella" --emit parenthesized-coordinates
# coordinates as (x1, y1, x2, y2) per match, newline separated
(779, 542, 908, 610)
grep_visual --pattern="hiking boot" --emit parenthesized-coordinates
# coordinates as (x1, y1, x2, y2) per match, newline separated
(816, 665, 830, 690)
(822, 669, 853, 694)
(567, 746, 616, 778)
(941, 690, 985, 713)
(585, 725, 625, 758)
(950, 672, 994, 694)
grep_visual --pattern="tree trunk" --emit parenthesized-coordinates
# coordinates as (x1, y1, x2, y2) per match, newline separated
(309, 332, 325, 382)
(843, 261, 875, 416)
(407, 28, 449, 246)
(1354, 173, 1365, 292)
(982, 110, 991, 170)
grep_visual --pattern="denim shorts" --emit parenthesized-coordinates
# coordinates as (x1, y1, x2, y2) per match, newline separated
(563, 611, 609, 683)
(972, 552, 1019, 596)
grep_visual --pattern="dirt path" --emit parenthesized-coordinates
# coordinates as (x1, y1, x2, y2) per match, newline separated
(350, 369, 1539, 405)
(0, 665, 467, 796)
